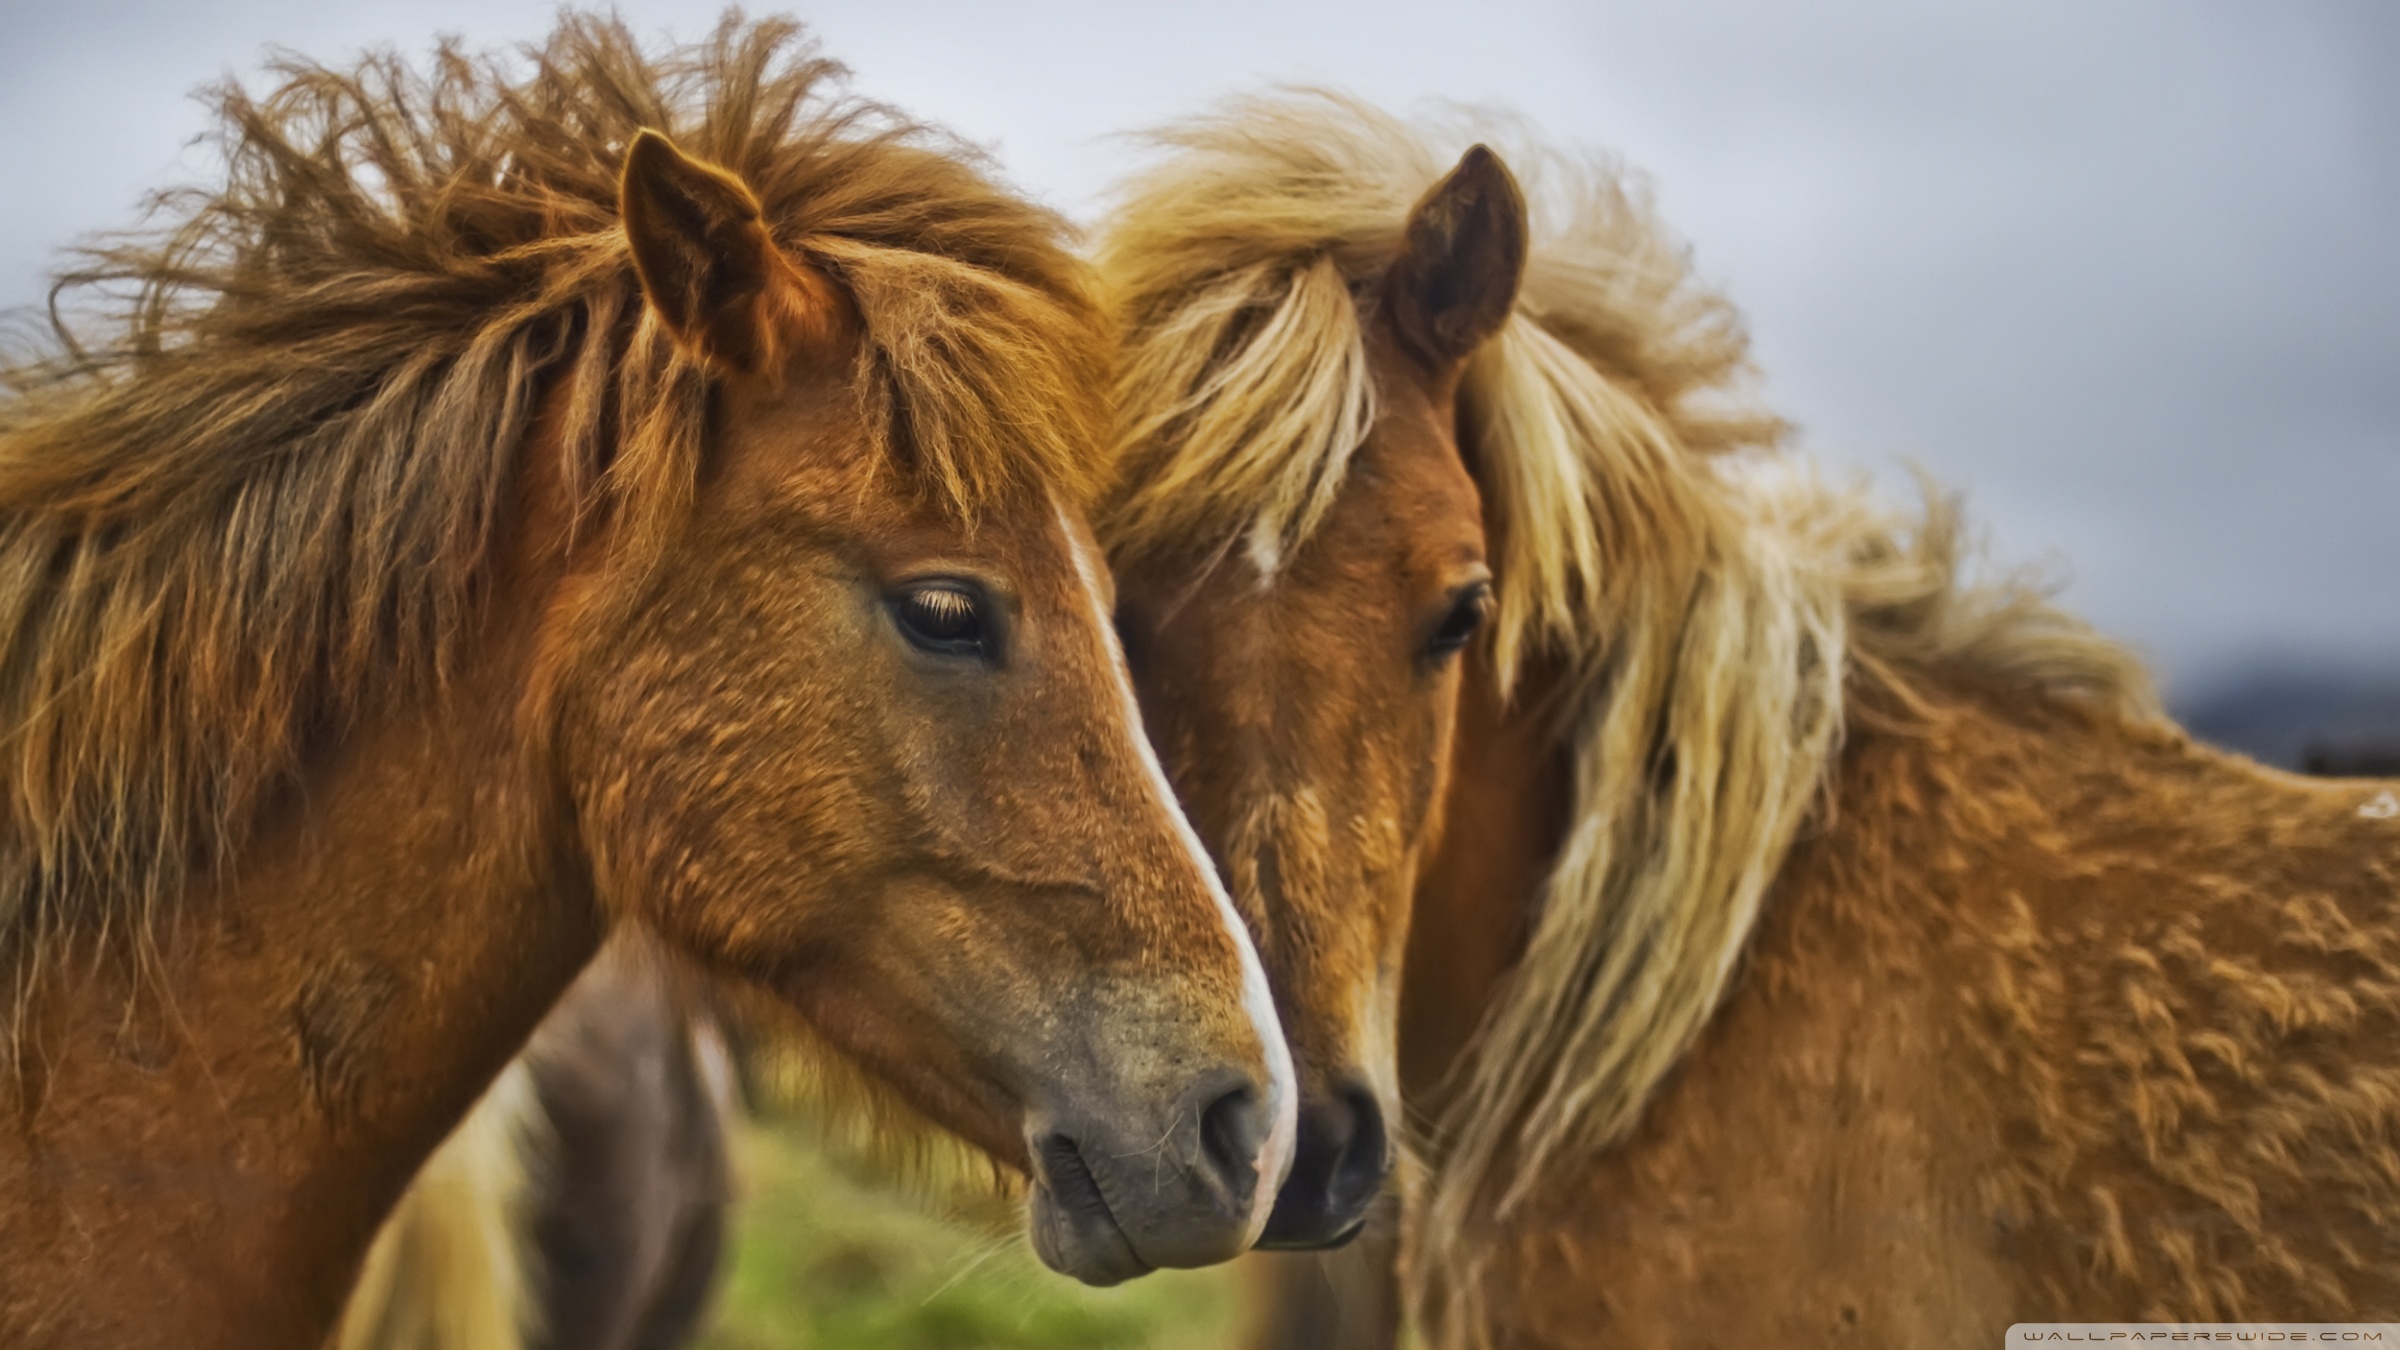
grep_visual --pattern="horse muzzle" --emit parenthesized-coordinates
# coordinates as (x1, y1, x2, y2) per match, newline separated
(1025, 1066, 1286, 1284)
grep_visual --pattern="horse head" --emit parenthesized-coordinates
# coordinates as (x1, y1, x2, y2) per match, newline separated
(552, 129, 1297, 1283)
(1104, 130, 1527, 1248)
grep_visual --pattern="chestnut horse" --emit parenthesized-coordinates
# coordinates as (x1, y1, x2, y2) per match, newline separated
(1097, 93, 2400, 1346)
(0, 19, 1298, 1347)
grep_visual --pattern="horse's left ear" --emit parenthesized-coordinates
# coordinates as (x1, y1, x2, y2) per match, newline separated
(620, 128, 792, 373)
(1381, 144, 1529, 370)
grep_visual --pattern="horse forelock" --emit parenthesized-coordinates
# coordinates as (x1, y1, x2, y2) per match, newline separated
(1091, 90, 2165, 1348)
(0, 12, 1110, 993)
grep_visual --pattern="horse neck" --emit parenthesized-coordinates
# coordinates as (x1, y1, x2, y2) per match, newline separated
(0, 433, 605, 1350)
(1397, 651, 1576, 1112)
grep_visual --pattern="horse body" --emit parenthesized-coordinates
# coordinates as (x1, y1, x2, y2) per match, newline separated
(0, 20, 1296, 1346)
(1096, 91, 2400, 1347)
(1426, 680, 2400, 1342)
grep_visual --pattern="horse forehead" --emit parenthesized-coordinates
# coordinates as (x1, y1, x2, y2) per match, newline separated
(1256, 437, 1486, 612)
(1362, 410, 1486, 542)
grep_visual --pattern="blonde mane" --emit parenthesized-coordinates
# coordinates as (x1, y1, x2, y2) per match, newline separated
(1094, 90, 2160, 1340)
(0, 13, 1108, 991)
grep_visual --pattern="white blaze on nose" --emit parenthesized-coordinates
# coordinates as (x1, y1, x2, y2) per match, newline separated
(1053, 501, 1300, 1238)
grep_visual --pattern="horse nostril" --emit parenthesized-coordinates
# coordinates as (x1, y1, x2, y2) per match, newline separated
(1257, 1077, 1392, 1250)
(1196, 1081, 1267, 1209)
(1325, 1083, 1388, 1217)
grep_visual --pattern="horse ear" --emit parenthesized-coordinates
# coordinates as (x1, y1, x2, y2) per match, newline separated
(1380, 144, 1529, 370)
(620, 128, 788, 372)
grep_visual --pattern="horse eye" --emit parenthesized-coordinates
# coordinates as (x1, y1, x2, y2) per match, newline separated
(892, 582, 991, 659)
(1425, 584, 1491, 660)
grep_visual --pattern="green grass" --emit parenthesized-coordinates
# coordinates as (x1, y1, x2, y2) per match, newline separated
(693, 1117, 1246, 1350)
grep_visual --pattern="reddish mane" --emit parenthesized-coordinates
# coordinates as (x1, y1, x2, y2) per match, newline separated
(0, 14, 1106, 985)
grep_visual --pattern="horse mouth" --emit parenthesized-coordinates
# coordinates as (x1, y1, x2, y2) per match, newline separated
(1028, 1133, 1151, 1286)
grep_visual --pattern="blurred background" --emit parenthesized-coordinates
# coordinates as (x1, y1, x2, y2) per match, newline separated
(5, 3, 2394, 1342)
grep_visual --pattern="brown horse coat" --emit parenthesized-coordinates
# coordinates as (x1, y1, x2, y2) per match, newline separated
(0, 18, 1294, 1346)
(1093, 91, 2400, 1347)
(1438, 681, 2400, 1343)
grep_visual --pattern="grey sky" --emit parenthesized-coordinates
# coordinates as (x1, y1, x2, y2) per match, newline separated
(4, 1, 2393, 695)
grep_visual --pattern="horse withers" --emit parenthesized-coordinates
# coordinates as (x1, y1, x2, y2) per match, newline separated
(1098, 93, 2400, 1346)
(0, 20, 1292, 1348)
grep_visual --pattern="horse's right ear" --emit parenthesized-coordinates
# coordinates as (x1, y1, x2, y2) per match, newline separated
(1380, 144, 1529, 371)
(621, 128, 796, 373)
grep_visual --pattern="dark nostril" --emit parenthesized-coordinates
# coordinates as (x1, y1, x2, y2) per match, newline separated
(1258, 1078, 1392, 1250)
(1325, 1084, 1388, 1215)
(1197, 1082, 1267, 1209)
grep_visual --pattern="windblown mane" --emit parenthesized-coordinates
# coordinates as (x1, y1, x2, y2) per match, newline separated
(0, 12, 1107, 992)
(1094, 90, 2160, 1338)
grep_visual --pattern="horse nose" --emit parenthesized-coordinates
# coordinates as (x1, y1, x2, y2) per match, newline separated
(1026, 1065, 1285, 1284)
(1108, 1070, 1276, 1268)
(1256, 1076, 1389, 1249)
(1196, 1077, 1271, 1213)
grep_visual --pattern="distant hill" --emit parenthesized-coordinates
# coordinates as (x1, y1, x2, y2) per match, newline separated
(2177, 667, 2400, 776)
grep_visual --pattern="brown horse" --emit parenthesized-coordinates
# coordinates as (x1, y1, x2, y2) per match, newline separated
(0, 19, 1299, 1347)
(1097, 92, 2400, 1346)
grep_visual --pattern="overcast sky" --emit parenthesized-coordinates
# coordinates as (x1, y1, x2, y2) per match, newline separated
(4, 1, 2393, 696)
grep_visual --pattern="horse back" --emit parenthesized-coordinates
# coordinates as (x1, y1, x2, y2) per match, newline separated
(1930, 691, 2400, 1319)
